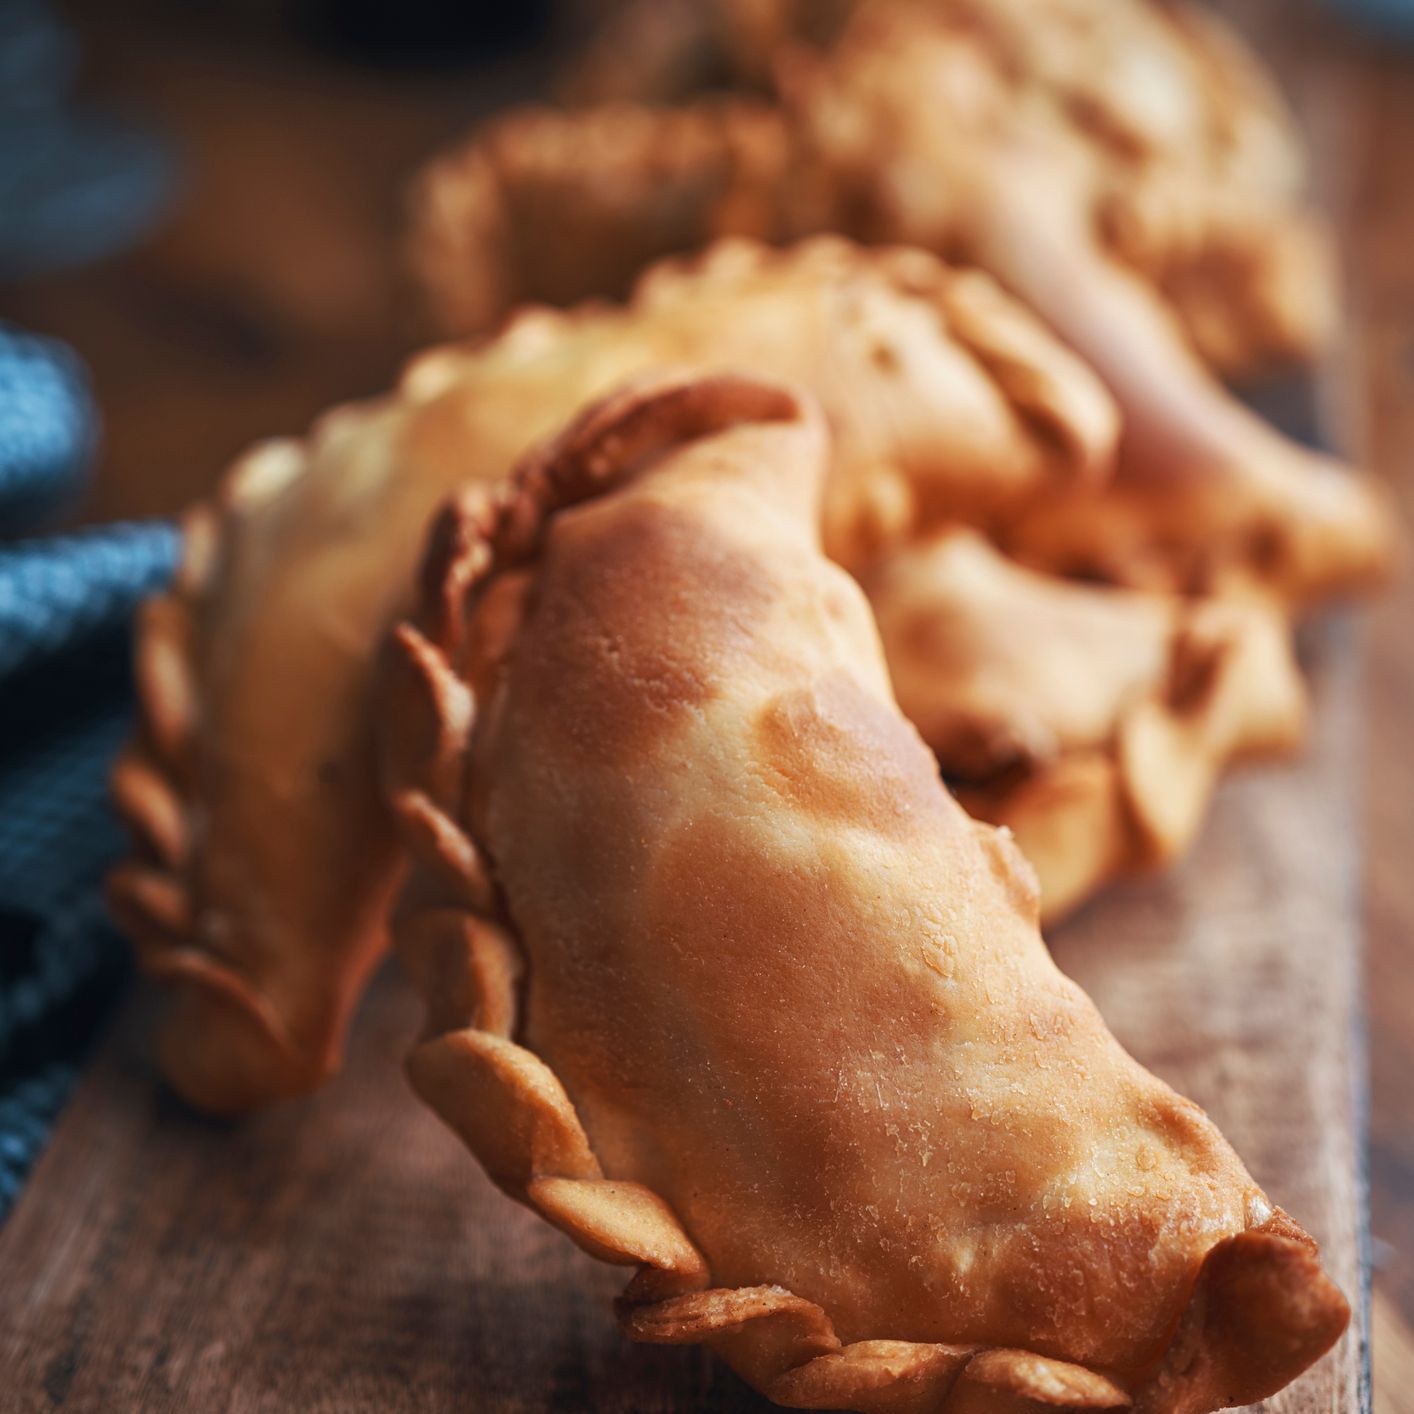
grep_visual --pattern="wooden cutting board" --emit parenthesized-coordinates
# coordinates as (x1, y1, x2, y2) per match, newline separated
(0, 618, 1371, 1412)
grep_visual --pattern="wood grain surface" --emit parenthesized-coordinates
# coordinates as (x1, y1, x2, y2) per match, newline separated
(1343, 44, 1414, 1414)
(0, 1, 1408, 1410)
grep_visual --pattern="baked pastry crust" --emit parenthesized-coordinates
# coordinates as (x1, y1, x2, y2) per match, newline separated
(109, 239, 1113, 1113)
(866, 529, 1308, 920)
(381, 371, 1349, 1412)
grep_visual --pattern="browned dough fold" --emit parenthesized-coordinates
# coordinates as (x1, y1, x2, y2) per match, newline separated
(865, 529, 1308, 920)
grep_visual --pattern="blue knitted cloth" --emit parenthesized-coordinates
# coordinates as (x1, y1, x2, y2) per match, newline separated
(0, 323, 95, 531)
(0, 0, 178, 1217)
(0, 326, 178, 1219)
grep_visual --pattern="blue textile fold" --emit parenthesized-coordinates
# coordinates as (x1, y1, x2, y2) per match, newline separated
(0, 520, 180, 674)
(0, 312, 180, 1218)
(0, 520, 178, 1218)
(0, 324, 97, 532)
(0, 0, 180, 1219)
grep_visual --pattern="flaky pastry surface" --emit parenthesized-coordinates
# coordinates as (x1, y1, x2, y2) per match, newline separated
(382, 371, 1348, 1413)
(110, 239, 1112, 1113)
(866, 530, 1308, 920)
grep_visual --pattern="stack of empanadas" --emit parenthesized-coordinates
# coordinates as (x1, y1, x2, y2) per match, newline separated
(400, 0, 1396, 893)
(112, 4, 1398, 1110)
(110, 238, 1120, 1115)
(104, 2, 1393, 1407)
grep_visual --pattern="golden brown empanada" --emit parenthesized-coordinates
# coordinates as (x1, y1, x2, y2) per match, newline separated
(110, 238, 1113, 1113)
(382, 371, 1348, 1413)
(779, 0, 1398, 605)
(427, 0, 1334, 381)
(866, 529, 1308, 920)
(783, 0, 1336, 380)
(409, 3, 1396, 609)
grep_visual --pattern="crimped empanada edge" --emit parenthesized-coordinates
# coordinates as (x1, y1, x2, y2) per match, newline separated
(107, 439, 331, 1113)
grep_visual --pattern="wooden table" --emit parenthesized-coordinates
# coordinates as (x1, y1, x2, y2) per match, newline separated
(1, 1, 1410, 1409)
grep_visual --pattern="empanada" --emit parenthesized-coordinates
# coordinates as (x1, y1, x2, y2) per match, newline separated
(409, 2, 1396, 609)
(786, 0, 1337, 380)
(866, 529, 1308, 920)
(773, 0, 1399, 605)
(382, 371, 1349, 1413)
(425, 0, 1334, 381)
(110, 238, 1112, 1113)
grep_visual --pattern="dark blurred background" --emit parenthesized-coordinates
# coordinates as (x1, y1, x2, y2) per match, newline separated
(0, 0, 577, 525)
(0, 1, 1406, 526)
(0, 0, 1410, 1405)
